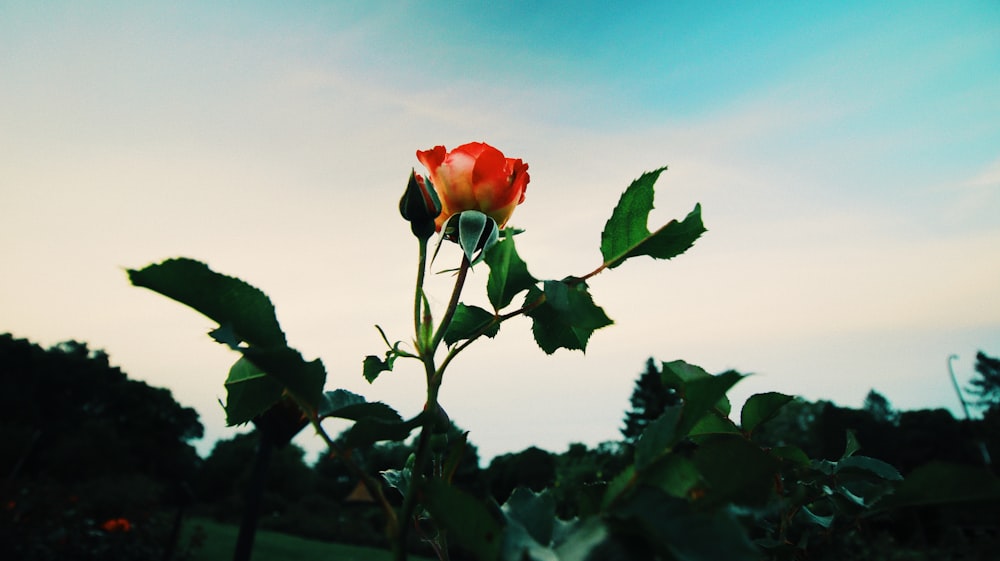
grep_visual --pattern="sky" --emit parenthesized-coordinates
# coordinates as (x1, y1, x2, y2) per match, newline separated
(2, 1, 999, 462)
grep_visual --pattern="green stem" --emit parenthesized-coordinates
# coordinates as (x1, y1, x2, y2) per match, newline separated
(429, 256, 471, 355)
(438, 291, 547, 374)
(309, 417, 398, 533)
(413, 239, 429, 353)
(395, 254, 471, 561)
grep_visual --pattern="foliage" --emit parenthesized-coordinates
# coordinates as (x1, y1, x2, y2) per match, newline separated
(125, 150, 1000, 561)
(0, 334, 203, 560)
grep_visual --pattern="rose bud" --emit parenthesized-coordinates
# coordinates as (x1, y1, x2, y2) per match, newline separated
(399, 169, 442, 239)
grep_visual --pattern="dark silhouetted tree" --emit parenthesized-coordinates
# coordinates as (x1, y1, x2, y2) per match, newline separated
(621, 358, 679, 443)
(0, 333, 203, 560)
(968, 351, 1000, 414)
(485, 446, 556, 503)
(197, 431, 315, 517)
(863, 389, 899, 425)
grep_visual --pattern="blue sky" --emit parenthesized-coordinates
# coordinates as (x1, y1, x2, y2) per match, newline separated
(2, 1, 998, 461)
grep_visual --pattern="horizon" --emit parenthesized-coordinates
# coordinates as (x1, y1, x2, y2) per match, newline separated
(2, 1, 998, 462)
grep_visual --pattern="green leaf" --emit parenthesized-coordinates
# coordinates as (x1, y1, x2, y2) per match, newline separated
(381, 466, 412, 497)
(599, 168, 706, 270)
(128, 258, 286, 348)
(343, 413, 423, 449)
(799, 505, 834, 529)
(485, 235, 537, 310)
(552, 517, 609, 561)
(441, 431, 470, 483)
(692, 434, 780, 508)
(740, 392, 794, 434)
(688, 411, 739, 438)
(423, 478, 503, 561)
(634, 406, 682, 472)
(771, 445, 810, 466)
(502, 488, 557, 547)
(240, 346, 326, 412)
(526, 280, 613, 354)
(319, 389, 401, 423)
(601, 465, 636, 511)
(444, 304, 499, 346)
(842, 429, 861, 459)
(660, 361, 743, 439)
(872, 461, 1000, 511)
(223, 357, 284, 425)
(611, 488, 759, 561)
(363, 355, 392, 383)
(835, 455, 903, 481)
(645, 454, 702, 499)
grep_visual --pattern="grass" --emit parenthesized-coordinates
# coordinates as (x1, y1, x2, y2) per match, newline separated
(183, 517, 430, 561)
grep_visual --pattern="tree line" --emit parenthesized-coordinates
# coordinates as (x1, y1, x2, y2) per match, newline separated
(2, 334, 998, 559)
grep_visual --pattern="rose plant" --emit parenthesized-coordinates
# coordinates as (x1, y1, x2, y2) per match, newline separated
(128, 142, 906, 561)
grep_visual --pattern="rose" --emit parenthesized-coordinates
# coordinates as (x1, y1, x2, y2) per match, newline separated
(416, 142, 529, 231)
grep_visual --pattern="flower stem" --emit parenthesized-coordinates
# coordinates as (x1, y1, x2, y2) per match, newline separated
(413, 239, 429, 353)
(395, 254, 471, 561)
(429, 256, 471, 355)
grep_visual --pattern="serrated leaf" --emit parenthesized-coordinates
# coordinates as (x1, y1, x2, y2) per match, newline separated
(381, 467, 412, 496)
(128, 258, 286, 348)
(842, 430, 861, 459)
(444, 304, 499, 346)
(502, 488, 557, 547)
(645, 454, 702, 499)
(526, 280, 613, 354)
(485, 235, 537, 310)
(692, 434, 780, 508)
(740, 392, 794, 434)
(771, 445, 810, 466)
(871, 461, 1000, 511)
(363, 355, 392, 383)
(799, 505, 834, 529)
(835, 455, 903, 481)
(688, 411, 739, 438)
(223, 357, 284, 425)
(441, 431, 470, 483)
(634, 406, 682, 472)
(661, 361, 743, 439)
(240, 346, 326, 412)
(599, 168, 706, 270)
(552, 517, 609, 561)
(501, 520, 559, 561)
(601, 465, 636, 511)
(319, 389, 401, 423)
(343, 413, 423, 449)
(611, 488, 758, 561)
(320, 388, 365, 412)
(423, 478, 503, 561)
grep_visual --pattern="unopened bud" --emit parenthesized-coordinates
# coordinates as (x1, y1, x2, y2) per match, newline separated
(399, 170, 442, 240)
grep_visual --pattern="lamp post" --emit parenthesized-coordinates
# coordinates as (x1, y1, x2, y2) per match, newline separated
(948, 354, 972, 420)
(948, 354, 991, 466)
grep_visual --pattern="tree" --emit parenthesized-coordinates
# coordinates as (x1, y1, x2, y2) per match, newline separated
(621, 358, 679, 443)
(863, 389, 899, 424)
(485, 446, 556, 503)
(0, 334, 204, 560)
(196, 431, 315, 516)
(968, 351, 1000, 413)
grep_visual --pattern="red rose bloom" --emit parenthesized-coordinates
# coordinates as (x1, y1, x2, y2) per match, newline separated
(416, 142, 529, 231)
